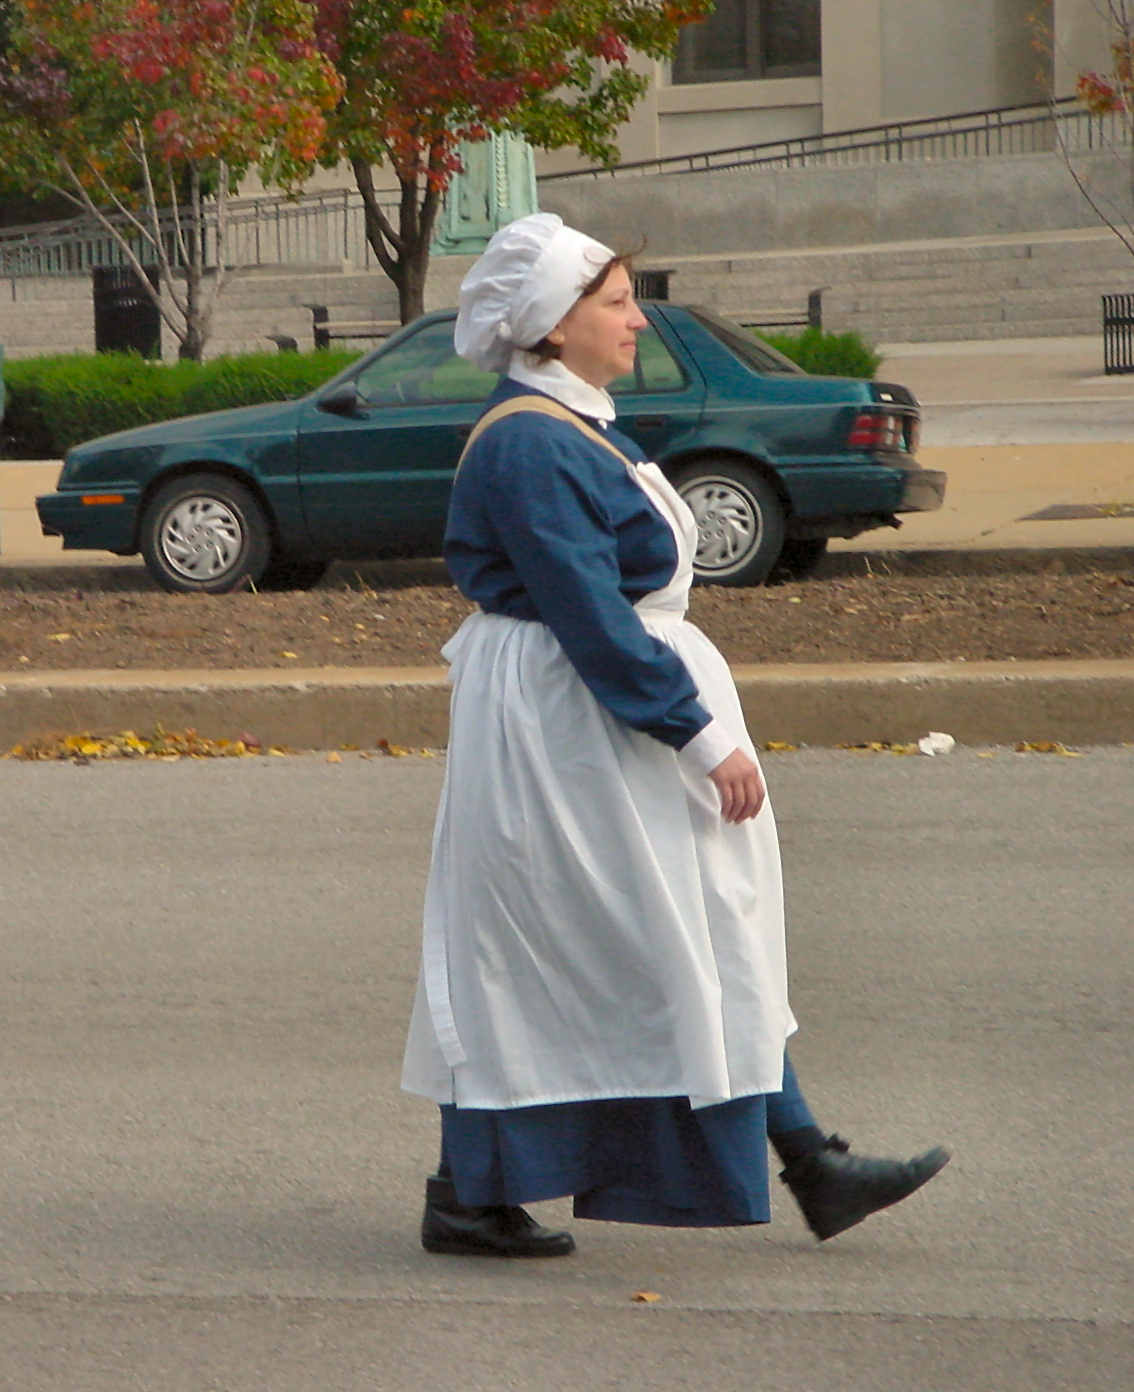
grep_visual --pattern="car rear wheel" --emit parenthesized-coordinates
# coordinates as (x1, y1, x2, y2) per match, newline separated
(673, 459, 786, 587)
(140, 473, 271, 594)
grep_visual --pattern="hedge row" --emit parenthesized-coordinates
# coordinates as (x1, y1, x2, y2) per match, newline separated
(0, 328, 881, 460)
(1, 349, 359, 459)
(760, 326, 881, 379)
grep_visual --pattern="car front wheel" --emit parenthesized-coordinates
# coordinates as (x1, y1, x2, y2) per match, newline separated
(673, 459, 786, 586)
(140, 473, 271, 594)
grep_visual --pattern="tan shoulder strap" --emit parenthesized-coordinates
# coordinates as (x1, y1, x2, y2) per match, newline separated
(456, 394, 634, 473)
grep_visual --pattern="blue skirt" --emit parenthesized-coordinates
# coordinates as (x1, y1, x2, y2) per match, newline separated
(439, 1057, 815, 1228)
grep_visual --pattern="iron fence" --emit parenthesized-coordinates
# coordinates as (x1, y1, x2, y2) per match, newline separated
(541, 96, 1125, 180)
(0, 187, 401, 278)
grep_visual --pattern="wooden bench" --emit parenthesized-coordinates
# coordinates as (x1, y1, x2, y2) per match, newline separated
(736, 287, 825, 333)
(306, 304, 400, 350)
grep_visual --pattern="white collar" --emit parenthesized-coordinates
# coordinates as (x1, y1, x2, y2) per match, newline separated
(507, 353, 617, 424)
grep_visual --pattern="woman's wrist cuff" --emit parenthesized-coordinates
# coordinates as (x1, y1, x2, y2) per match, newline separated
(678, 718, 737, 776)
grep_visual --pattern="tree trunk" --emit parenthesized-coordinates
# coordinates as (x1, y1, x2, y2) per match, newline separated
(178, 317, 206, 362)
(353, 157, 443, 325)
(396, 234, 427, 323)
(178, 163, 208, 362)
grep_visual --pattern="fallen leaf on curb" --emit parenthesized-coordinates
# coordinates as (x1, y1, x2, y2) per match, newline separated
(3, 726, 292, 762)
(376, 738, 438, 758)
(47, 632, 72, 642)
(838, 740, 919, 755)
(763, 740, 798, 752)
(631, 1291, 661, 1303)
(1015, 740, 1081, 757)
(279, 650, 298, 659)
(326, 751, 342, 763)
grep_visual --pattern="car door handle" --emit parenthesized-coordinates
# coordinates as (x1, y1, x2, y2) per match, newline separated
(633, 415, 665, 428)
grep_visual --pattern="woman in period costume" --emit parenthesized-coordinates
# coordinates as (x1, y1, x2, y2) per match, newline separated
(401, 213, 948, 1256)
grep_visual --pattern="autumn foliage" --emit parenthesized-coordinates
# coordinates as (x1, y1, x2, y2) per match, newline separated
(309, 0, 714, 320)
(2, 0, 340, 185)
(0, 1, 715, 340)
(0, 0, 341, 357)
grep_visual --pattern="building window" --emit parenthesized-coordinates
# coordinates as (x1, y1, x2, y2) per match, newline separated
(672, 0, 821, 85)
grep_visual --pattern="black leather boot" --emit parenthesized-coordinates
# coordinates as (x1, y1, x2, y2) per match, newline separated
(420, 1175, 576, 1257)
(780, 1135, 950, 1241)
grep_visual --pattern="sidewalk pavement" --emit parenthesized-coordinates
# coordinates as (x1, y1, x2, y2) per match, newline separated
(1, 336, 1132, 749)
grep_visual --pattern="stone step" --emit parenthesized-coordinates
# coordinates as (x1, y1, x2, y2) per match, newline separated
(0, 228, 1123, 356)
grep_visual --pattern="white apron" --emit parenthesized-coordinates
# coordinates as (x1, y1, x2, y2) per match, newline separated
(401, 457, 796, 1111)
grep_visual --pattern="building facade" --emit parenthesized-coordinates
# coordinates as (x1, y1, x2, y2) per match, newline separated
(534, 0, 1112, 173)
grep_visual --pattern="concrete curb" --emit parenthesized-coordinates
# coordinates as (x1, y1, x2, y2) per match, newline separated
(3, 659, 1133, 751)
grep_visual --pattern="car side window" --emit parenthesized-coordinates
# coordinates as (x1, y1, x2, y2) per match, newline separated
(354, 320, 498, 405)
(609, 325, 687, 395)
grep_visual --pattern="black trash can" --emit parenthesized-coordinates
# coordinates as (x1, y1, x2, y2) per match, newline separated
(93, 265, 162, 358)
(633, 268, 671, 300)
(1102, 293, 1134, 375)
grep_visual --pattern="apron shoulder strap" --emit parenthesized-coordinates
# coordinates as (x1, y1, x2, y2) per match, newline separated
(456, 394, 635, 473)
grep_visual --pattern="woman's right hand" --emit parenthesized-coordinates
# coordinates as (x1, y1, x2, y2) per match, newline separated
(707, 748, 766, 823)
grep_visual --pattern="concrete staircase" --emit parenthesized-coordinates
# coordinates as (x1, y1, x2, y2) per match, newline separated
(0, 226, 1129, 358)
(656, 226, 1133, 343)
(201, 265, 402, 357)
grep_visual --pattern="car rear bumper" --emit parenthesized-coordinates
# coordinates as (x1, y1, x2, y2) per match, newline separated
(896, 466, 947, 512)
(781, 460, 946, 520)
(36, 490, 138, 553)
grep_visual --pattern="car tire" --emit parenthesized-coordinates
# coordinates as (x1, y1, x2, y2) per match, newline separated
(672, 458, 786, 587)
(772, 537, 829, 581)
(140, 473, 271, 594)
(257, 556, 330, 591)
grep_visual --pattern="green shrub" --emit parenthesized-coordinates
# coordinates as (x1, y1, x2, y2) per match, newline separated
(0, 348, 359, 459)
(758, 326, 881, 379)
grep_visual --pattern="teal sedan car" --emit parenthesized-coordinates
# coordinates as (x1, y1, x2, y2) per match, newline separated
(36, 304, 944, 593)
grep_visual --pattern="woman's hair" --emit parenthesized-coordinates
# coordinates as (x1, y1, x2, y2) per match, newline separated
(527, 250, 638, 363)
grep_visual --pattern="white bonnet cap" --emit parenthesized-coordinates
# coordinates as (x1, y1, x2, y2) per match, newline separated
(454, 212, 615, 372)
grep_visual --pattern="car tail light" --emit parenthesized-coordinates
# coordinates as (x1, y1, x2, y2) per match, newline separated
(847, 411, 906, 451)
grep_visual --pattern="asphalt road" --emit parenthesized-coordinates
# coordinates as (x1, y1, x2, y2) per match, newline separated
(1, 750, 1130, 1390)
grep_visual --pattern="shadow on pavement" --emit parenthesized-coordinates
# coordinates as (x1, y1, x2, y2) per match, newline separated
(0, 548, 1130, 596)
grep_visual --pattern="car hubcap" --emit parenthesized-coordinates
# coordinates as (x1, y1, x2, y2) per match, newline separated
(160, 496, 244, 582)
(681, 478, 761, 573)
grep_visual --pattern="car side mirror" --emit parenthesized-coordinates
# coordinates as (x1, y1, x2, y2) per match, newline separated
(319, 382, 363, 416)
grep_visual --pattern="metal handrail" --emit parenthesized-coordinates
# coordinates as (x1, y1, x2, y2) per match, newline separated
(0, 185, 402, 278)
(540, 95, 1124, 180)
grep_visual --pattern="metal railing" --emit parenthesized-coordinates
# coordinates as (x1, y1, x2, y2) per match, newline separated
(541, 96, 1126, 180)
(0, 186, 402, 278)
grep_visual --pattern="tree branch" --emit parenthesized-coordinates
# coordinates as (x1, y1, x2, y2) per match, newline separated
(54, 156, 188, 340)
(352, 154, 402, 277)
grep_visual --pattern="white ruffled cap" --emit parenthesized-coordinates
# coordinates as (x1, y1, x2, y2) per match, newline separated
(454, 212, 615, 372)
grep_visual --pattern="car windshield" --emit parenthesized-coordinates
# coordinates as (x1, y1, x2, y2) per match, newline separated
(684, 306, 804, 376)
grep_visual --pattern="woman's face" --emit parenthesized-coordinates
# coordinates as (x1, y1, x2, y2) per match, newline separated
(548, 263, 648, 389)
